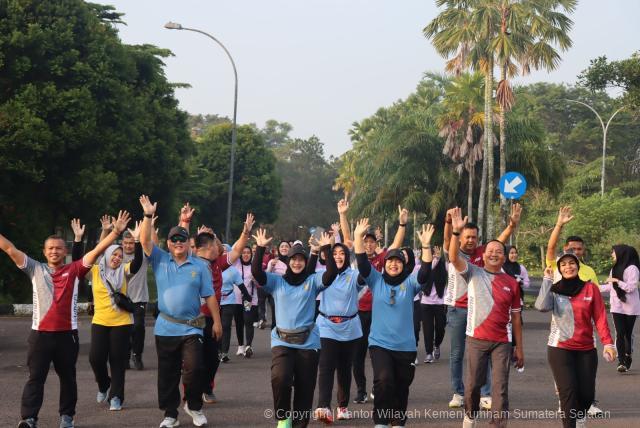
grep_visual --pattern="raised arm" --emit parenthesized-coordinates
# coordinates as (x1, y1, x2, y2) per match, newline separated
(0, 232, 26, 267)
(448, 207, 468, 273)
(251, 228, 273, 286)
(417, 224, 434, 284)
(534, 267, 555, 312)
(546, 206, 574, 266)
(127, 221, 144, 275)
(84, 210, 131, 265)
(388, 206, 408, 250)
(228, 213, 255, 264)
(178, 202, 195, 231)
(307, 235, 320, 275)
(443, 208, 455, 254)
(353, 218, 372, 278)
(98, 214, 112, 242)
(316, 232, 338, 286)
(139, 195, 158, 256)
(71, 218, 85, 262)
(337, 199, 351, 245)
(151, 215, 159, 245)
(496, 203, 522, 243)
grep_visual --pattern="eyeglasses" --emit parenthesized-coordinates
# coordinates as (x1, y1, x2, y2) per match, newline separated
(390, 288, 396, 306)
(170, 235, 187, 243)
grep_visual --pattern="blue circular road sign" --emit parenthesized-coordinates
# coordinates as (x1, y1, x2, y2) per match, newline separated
(499, 172, 527, 200)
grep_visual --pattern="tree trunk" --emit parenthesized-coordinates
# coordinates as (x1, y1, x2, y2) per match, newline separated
(484, 58, 495, 240)
(477, 141, 488, 241)
(498, 63, 508, 229)
(467, 163, 474, 222)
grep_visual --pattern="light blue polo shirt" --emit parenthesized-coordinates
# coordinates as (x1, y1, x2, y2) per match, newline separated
(220, 267, 243, 306)
(148, 245, 213, 336)
(317, 267, 363, 341)
(366, 268, 422, 351)
(263, 271, 326, 350)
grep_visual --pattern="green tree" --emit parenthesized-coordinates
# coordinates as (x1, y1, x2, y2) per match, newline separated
(579, 52, 640, 111)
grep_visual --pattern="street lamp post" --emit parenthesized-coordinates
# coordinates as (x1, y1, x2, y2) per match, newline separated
(165, 22, 238, 242)
(566, 99, 625, 197)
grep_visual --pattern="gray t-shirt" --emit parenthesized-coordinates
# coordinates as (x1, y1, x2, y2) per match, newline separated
(123, 252, 149, 303)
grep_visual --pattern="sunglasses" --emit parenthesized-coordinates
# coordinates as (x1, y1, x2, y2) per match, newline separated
(390, 288, 396, 306)
(170, 235, 188, 243)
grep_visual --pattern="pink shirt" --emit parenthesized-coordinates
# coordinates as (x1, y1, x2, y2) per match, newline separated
(421, 258, 445, 305)
(600, 265, 640, 316)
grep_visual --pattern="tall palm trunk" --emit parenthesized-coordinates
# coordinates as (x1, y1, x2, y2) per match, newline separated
(477, 139, 488, 240)
(467, 163, 474, 222)
(484, 57, 495, 240)
(498, 62, 508, 228)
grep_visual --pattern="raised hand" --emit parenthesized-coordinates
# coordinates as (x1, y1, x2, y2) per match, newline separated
(252, 228, 273, 247)
(450, 207, 468, 232)
(113, 210, 132, 234)
(71, 218, 85, 240)
(509, 203, 523, 226)
(100, 214, 113, 231)
(330, 222, 340, 236)
(354, 218, 370, 237)
(337, 199, 349, 215)
(445, 207, 456, 223)
(556, 206, 574, 227)
(375, 226, 383, 242)
(398, 205, 409, 225)
(243, 213, 255, 234)
(543, 266, 554, 279)
(127, 221, 142, 241)
(417, 224, 435, 247)
(180, 202, 195, 223)
(308, 236, 320, 253)
(139, 195, 157, 216)
(317, 232, 332, 247)
(197, 225, 215, 236)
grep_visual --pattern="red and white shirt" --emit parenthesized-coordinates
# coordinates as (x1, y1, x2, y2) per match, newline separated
(200, 253, 231, 316)
(357, 250, 387, 312)
(454, 262, 521, 343)
(444, 246, 485, 308)
(20, 256, 91, 331)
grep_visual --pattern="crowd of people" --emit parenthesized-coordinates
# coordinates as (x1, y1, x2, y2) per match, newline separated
(0, 196, 638, 428)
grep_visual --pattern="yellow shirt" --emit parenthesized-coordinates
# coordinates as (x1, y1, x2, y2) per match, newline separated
(90, 264, 134, 327)
(546, 257, 600, 285)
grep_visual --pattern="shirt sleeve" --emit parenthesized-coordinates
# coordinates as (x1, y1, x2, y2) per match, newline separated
(74, 258, 92, 278)
(519, 265, 530, 288)
(148, 244, 165, 271)
(406, 274, 422, 296)
(535, 277, 555, 312)
(590, 283, 613, 346)
(262, 272, 278, 294)
(617, 265, 639, 293)
(19, 255, 37, 277)
(198, 262, 214, 298)
(511, 278, 522, 313)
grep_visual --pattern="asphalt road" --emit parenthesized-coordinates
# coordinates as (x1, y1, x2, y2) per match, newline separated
(0, 309, 638, 428)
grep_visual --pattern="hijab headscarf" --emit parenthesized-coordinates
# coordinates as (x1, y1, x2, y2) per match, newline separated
(611, 244, 640, 303)
(332, 243, 351, 274)
(277, 241, 290, 264)
(551, 252, 585, 297)
(424, 255, 447, 298)
(240, 245, 252, 266)
(502, 246, 521, 278)
(382, 249, 410, 286)
(283, 244, 310, 286)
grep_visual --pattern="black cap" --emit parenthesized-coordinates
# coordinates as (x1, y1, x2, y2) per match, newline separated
(384, 249, 406, 264)
(287, 244, 308, 261)
(168, 226, 189, 240)
(364, 227, 377, 240)
(557, 250, 580, 269)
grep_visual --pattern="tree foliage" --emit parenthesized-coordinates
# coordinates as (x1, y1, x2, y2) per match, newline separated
(579, 52, 640, 111)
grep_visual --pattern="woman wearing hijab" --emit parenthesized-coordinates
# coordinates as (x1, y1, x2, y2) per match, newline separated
(601, 244, 640, 372)
(251, 229, 338, 428)
(89, 222, 143, 411)
(233, 246, 259, 357)
(313, 242, 364, 423)
(353, 218, 434, 428)
(421, 246, 447, 364)
(264, 241, 291, 328)
(535, 251, 617, 428)
(503, 246, 531, 353)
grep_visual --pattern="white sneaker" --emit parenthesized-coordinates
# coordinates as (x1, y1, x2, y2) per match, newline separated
(236, 345, 245, 356)
(369, 392, 375, 400)
(449, 393, 464, 408)
(480, 396, 492, 410)
(576, 417, 587, 428)
(313, 407, 333, 424)
(414, 357, 419, 365)
(336, 406, 351, 420)
(252, 322, 259, 328)
(587, 402, 603, 417)
(243, 345, 254, 358)
(424, 353, 434, 364)
(463, 415, 476, 428)
(159, 417, 180, 428)
(183, 403, 207, 427)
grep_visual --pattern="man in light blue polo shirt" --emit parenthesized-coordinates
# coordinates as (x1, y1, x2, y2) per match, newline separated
(139, 195, 222, 428)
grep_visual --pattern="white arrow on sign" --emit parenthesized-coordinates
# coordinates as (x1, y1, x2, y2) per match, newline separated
(503, 176, 523, 194)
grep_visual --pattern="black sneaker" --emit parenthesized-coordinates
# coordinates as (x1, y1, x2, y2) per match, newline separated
(18, 418, 37, 428)
(626, 354, 632, 370)
(353, 391, 368, 404)
(133, 354, 144, 370)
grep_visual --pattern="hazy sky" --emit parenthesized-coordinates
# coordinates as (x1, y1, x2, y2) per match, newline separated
(100, 0, 639, 157)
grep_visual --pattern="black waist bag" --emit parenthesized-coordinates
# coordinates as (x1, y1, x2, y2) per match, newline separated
(106, 279, 137, 313)
(276, 326, 313, 345)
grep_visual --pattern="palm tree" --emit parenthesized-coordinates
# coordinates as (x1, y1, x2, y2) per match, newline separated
(437, 72, 486, 221)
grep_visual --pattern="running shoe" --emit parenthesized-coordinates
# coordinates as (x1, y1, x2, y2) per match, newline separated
(587, 402, 604, 418)
(336, 407, 351, 420)
(257, 320, 266, 329)
(433, 346, 441, 360)
(252, 322, 259, 328)
(109, 397, 122, 411)
(276, 418, 292, 428)
(183, 403, 207, 427)
(96, 389, 109, 403)
(159, 417, 180, 428)
(313, 407, 333, 424)
(59, 415, 74, 428)
(626, 354, 632, 370)
(244, 345, 254, 358)
(414, 357, 419, 365)
(18, 418, 37, 428)
(463, 415, 476, 428)
(424, 353, 434, 364)
(219, 353, 230, 363)
(202, 392, 217, 404)
(576, 417, 587, 428)
(353, 391, 368, 404)
(448, 393, 464, 408)
(133, 354, 144, 370)
(480, 396, 492, 410)
(369, 392, 375, 400)
(617, 363, 628, 372)
(236, 345, 245, 356)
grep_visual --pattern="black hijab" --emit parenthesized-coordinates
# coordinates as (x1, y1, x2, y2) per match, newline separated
(282, 244, 309, 286)
(401, 247, 416, 276)
(332, 243, 351, 274)
(502, 246, 521, 278)
(611, 244, 640, 303)
(240, 246, 252, 266)
(383, 249, 410, 286)
(424, 256, 447, 298)
(551, 253, 585, 297)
